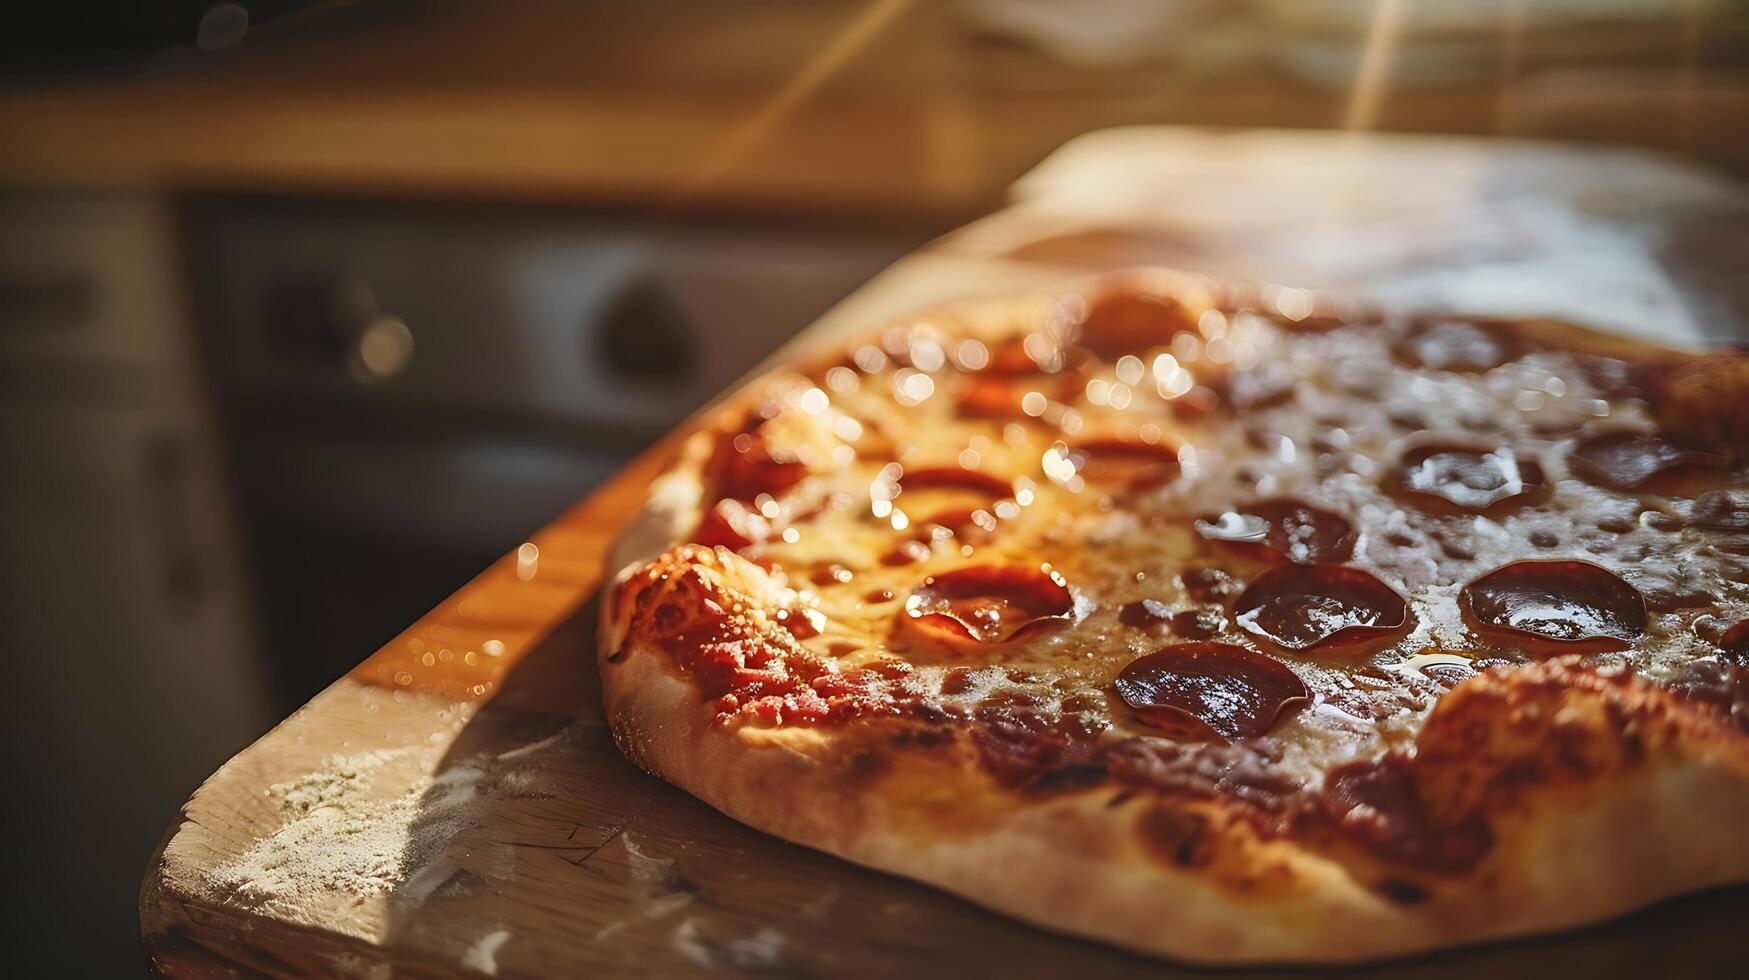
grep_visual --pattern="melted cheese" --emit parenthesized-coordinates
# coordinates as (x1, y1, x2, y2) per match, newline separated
(707, 297, 1747, 788)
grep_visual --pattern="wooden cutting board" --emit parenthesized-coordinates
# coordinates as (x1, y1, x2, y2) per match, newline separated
(141, 129, 1749, 978)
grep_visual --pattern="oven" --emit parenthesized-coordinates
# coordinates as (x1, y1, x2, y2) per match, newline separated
(186, 197, 921, 706)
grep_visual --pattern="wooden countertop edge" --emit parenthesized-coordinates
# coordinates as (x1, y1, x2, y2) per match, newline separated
(136, 431, 683, 969)
(139, 815, 446, 978)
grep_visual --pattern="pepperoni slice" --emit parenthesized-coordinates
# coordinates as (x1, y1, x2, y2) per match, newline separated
(1194, 498, 1355, 564)
(984, 337, 1043, 375)
(1719, 621, 1749, 671)
(1392, 443, 1546, 512)
(1069, 437, 1182, 490)
(811, 563, 855, 586)
(1459, 560, 1646, 654)
(1114, 643, 1310, 741)
(881, 539, 932, 566)
(1321, 756, 1492, 873)
(709, 428, 809, 502)
(1077, 288, 1200, 359)
(898, 466, 1013, 498)
(959, 376, 1029, 418)
(1394, 318, 1522, 372)
(980, 336, 1092, 377)
(694, 498, 769, 550)
(1568, 431, 1727, 492)
(1233, 564, 1411, 653)
(903, 565, 1076, 646)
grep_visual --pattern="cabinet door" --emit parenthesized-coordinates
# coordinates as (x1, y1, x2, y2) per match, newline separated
(0, 398, 270, 963)
(0, 194, 189, 368)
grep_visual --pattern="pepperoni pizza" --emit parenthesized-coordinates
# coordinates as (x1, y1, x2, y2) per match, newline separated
(598, 270, 1749, 963)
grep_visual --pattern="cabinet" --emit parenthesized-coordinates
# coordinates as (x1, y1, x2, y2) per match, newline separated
(0, 193, 269, 974)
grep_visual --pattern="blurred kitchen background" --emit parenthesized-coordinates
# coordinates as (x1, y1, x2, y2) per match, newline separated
(2, 0, 1747, 973)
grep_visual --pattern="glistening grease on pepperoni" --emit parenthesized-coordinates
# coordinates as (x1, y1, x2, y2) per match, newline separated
(1194, 498, 1355, 564)
(1568, 431, 1728, 492)
(1232, 564, 1410, 652)
(903, 565, 1076, 645)
(1459, 560, 1646, 654)
(896, 467, 1009, 545)
(1070, 437, 1182, 490)
(1113, 644, 1310, 741)
(1392, 443, 1546, 512)
(1393, 318, 1523, 372)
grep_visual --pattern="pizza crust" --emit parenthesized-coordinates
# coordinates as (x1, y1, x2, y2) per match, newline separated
(595, 284, 1749, 964)
(602, 591, 1749, 963)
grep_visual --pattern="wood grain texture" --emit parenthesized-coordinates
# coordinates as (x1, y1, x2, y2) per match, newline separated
(140, 130, 1749, 977)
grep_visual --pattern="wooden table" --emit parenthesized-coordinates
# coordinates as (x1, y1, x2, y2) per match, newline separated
(140, 129, 1749, 977)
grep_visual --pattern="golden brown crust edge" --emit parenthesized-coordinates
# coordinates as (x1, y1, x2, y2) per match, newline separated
(594, 286, 1749, 964)
(600, 622, 1749, 964)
